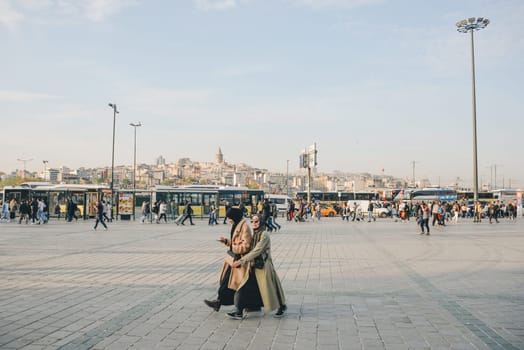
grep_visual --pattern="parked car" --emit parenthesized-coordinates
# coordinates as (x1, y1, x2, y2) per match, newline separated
(319, 204, 337, 217)
(373, 202, 392, 218)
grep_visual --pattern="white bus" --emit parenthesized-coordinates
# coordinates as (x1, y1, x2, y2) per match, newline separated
(265, 194, 293, 214)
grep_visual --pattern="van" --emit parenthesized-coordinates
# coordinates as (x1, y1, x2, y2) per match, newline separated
(265, 194, 293, 215)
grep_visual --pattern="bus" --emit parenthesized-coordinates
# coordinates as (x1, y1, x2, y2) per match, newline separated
(492, 189, 521, 203)
(2, 183, 109, 218)
(296, 191, 379, 204)
(150, 185, 264, 219)
(264, 194, 293, 214)
(394, 188, 457, 202)
(457, 191, 494, 203)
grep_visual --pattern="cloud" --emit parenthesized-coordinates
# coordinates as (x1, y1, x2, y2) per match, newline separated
(0, 0, 135, 28)
(194, 0, 238, 11)
(290, 0, 382, 9)
(0, 89, 60, 102)
(84, 0, 136, 22)
(0, 0, 24, 29)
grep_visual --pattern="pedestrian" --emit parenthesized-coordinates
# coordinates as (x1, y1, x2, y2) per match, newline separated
(157, 201, 168, 223)
(93, 200, 108, 230)
(209, 202, 218, 225)
(342, 203, 350, 221)
(314, 202, 321, 221)
(54, 203, 61, 220)
(204, 208, 253, 315)
(177, 201, 194, 225)
(418, 202, 430, 235)
(489, 201, 499, 224)
(452, 202, 460, 224)
(1, 200, 10, 222)
(270, 201, 281, 230)
(9, 198, 18, 220)
(141, 201, 151, 223)
(232, 213, 287, 318)
(223, 200, 232, 224)
(262, 199, 276, 231)
(19, 200, 31, 224)
(102, 201, 111, 222)
(31, 197, 38, 225)
(367, 200, 375, 222)
(37, 198, 47, 224)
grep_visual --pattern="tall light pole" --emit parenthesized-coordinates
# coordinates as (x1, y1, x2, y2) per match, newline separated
(42, 160, 48, 181)
(456, 17, 489, 207)
(286, 160, 289, 197)
(17, 158, 33, 179)
(130, 122, 142, 220)
(410, 160, 419, 187)
(108, 103, 119, 220)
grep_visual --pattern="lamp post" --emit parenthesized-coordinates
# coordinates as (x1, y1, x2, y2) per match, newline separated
(456, 17, 489, 208)
(42, 160, 48, 181)
(286, 159, 289, 197)
(130, 122, 142, 220)
(17, 158, 33, 179)
(108, 103, 119, 220)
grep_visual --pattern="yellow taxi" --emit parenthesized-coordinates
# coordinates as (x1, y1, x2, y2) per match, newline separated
(319, 204, 337, 217)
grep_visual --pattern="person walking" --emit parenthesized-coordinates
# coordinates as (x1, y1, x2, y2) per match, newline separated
(140, 201, 150, 223)
(489, 201, 500, 224)
(1, 200, 10, 222)
(419, 202, 430, 235)
(177, 201, 194, 225)
(157, 201, 168, 223)
(232, 213, 287, 318)
(223, 200, 232, 224)
(93, 200, 108, 230)
(54, 203, 61, 220)
(204, 208, 253, 314)
(367, 200, 375, 222)
(18, 200, 31, 224)
(270, 201, 281, 230)
(209, 202, 218, 225)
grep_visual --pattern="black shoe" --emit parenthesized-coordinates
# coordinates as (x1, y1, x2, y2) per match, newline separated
(226, 310, 243, 320)
(245, 307, 262, 312)
(204, 299, 220, 312)
(274, 305, 287, 318)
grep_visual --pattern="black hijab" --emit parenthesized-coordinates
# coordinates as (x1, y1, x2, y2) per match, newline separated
(226, 208, 244, 239)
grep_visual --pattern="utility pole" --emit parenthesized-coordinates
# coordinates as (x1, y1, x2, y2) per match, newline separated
(410, 161, 420, 187)
(17, 158, 33, 178)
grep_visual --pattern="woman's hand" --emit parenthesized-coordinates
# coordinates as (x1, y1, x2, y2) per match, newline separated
(217, 236, 226, 244)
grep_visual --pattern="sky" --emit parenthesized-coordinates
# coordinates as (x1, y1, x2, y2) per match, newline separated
(1, 0, 523, 189)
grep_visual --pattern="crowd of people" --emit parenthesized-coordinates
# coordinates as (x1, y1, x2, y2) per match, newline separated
(0, 197, 113, 226)
(1, 197, 49, 224)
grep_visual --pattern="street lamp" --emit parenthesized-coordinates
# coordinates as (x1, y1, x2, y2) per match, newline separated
(108, 102, 119, 220)
(456, 17, 489, 207)
(130, 122, 142, 220)
(42, 160, 48, 181)
(286, 160, 289, 197)
(17, 158, 33, 179)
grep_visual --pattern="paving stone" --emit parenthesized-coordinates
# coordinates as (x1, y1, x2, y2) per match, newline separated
(0, 218, 522, 350)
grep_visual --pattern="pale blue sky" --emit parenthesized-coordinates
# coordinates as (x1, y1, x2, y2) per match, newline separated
(1, 0, 523, 189)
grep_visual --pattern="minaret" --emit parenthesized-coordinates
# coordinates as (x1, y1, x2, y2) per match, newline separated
(216, 147, 224, 164)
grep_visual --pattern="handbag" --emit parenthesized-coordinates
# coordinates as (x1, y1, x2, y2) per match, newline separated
(253, 254, 265, 269)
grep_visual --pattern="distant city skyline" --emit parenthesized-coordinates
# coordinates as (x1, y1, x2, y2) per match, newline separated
(1, 1, 523, 189)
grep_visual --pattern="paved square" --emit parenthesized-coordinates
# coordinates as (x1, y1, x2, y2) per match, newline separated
(0, 217, 523, 349)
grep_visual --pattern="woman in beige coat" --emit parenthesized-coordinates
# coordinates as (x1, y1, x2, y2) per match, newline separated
(232, 213, 287, 317)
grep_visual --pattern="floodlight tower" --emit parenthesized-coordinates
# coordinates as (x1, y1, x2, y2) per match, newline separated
(455, 17, 489, 206)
